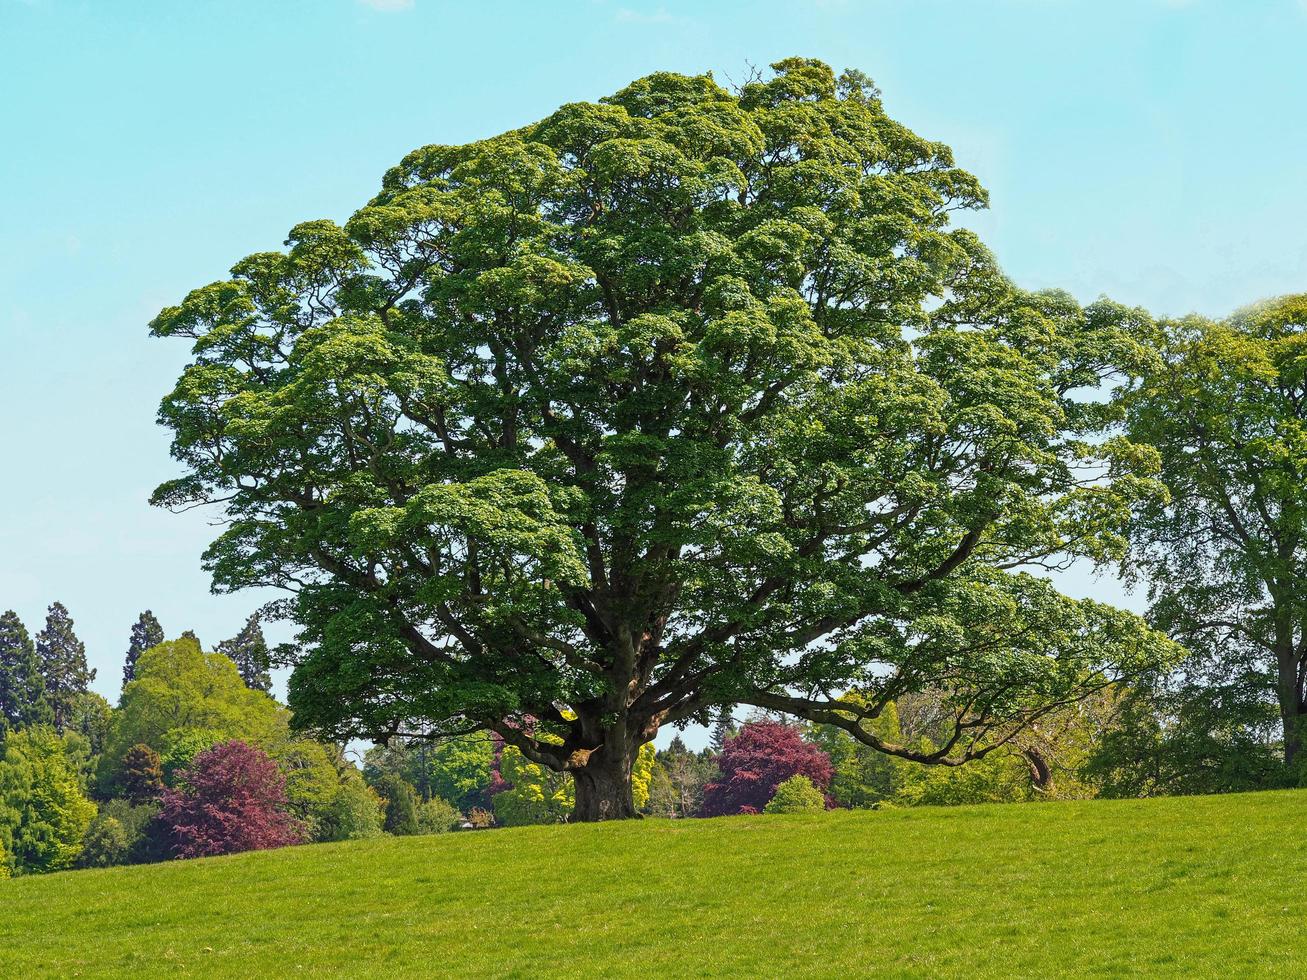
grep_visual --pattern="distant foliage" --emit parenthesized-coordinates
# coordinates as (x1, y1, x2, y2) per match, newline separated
(0, 727, 96, 873)
(364, 735, 496, 812)
(318, 778, 384, 842)
(701, 722, 833, 817)
(123, 611, 164, 690)
(417, 797, 461, 835)
(78, 799, 162, 867)
(377, 774, 421, 836)
(34, 603, 94, 733)
(217, 614, 273, 694)
(493, 746, 575, 827)
(764, 775, 826, 814)
(160, 740, 303, 858)
(120, 743, 165, 803)
(99, 636, 282, 792)
(0, 610, 50, 730)
(647, 736, 715, 818)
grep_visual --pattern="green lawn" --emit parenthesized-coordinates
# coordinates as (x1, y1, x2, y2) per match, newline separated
(2, 790, 1304, 977)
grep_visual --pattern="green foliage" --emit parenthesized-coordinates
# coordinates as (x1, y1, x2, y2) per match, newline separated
(152, 56, 1178, 818)
(416, 796, 460, 835)
(492, 746, 574, 827)
(69, 692, 112, 758)
(317, 778, 384, 842)
(377, 774, 420, 835)
(0, 727, 97, 874)
(78, 815, 129, 868)
(646, 736, 715, 818)
(364, 735, 495, 811)
(34, 603, 95, 734)
(217, 613, 273, 693)
(157, 728, 226, 786)
(123, 611, 164, 691)
(0, 611, 50, 730)
(99, 637, 283, 792)
(764, 774, 826, 814)
(807, 700, 903, 808)
(77, 799, 162, 868)
(5, 792, 1307, 975)
(275, 738, 382, 842)
(1122, 296, 1307, 779)
(120, 743, 165, 803)
(893, 748, 1035, 807)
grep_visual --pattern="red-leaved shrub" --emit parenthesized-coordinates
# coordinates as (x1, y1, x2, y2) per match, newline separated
(159, 740, 303, 858)
(700, 721, 833, 817)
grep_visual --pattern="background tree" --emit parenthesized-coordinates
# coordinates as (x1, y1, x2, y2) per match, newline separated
(318, 778, 384, 842)
(1124, 295, 1307, 781)
(376, 773, 420, 835)
(647, 735, 715, 818)
(701, 721, 833, 816)
(0, 611, 50, 731)
(152, 57, 1177, 820)
(34, 603, 94, 733)
(0, 727, 97, 874)
(99, 636, 283, 791)
(159, 740, 303, 858)
(120, 743, 165, 803)
(709, 710, 737, 756)
(69, 692, 113, 759)
(217, 613, 273, 693)
(122, 610, 164, 690)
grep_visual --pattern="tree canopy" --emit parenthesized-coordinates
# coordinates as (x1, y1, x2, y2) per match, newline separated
(151, 57, 1178, 819)
(1124, 294, 1307, 778)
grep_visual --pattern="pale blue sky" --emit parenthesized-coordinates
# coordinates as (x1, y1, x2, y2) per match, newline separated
(2, 0, 1305, 708)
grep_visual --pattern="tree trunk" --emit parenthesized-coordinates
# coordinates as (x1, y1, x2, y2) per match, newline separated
(570, 748, 637, 822)
(1275, 643, 1303, 774)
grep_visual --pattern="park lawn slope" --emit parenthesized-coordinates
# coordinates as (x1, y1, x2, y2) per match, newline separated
(2, 790, 1305, 977)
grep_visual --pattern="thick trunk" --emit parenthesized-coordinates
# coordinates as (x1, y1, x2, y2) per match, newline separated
(1274, 643, 1304, 773)
(571, 748, 637, 822)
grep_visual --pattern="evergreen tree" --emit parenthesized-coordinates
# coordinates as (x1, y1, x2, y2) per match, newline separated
(122, 610, 164, 690)
(120, 743, 165, 804)
(34, 603, 95, 733)
(377, 774, 420, 835)
(0, 611, 51, 730)
(179, 629, 201, 647)
(709, 708, 737, 755)
(217, 614, 272, 693)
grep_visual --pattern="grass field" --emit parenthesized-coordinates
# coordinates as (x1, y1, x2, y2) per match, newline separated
(2, 790, 1305, 977)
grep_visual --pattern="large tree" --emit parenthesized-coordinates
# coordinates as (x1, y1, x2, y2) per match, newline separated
(1124, 295, 1307, 778)
(34, 603, 95, 734)
(151, 58, 1176, 820)
(123, 610, 164, 690)
(0, 611, 51, 731)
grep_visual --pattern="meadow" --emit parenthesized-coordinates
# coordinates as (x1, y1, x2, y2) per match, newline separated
(2, 790, 1303, 977)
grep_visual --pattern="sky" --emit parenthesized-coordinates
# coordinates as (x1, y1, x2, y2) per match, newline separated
(2, 0, 1307, 718)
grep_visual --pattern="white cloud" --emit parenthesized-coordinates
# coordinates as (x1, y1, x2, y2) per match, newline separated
(357, 0, 414, 10)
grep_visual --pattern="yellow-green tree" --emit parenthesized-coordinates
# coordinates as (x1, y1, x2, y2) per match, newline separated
(0, 727, 96, 874)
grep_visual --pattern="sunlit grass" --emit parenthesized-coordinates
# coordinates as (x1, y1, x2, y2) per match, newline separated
(2, 790, 1304, 977)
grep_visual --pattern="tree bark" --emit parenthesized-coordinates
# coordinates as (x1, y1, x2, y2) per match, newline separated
(570, 747, 637, 822)
(1275, 641, 1303, 773)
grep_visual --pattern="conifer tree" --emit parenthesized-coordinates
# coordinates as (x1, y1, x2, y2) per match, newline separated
(122, 610, 164, 690)
(217, 614, 272, 693)
(34, 602, 95, 733)
(709, 708, 737, 755)
(0, 611, 50, 730)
